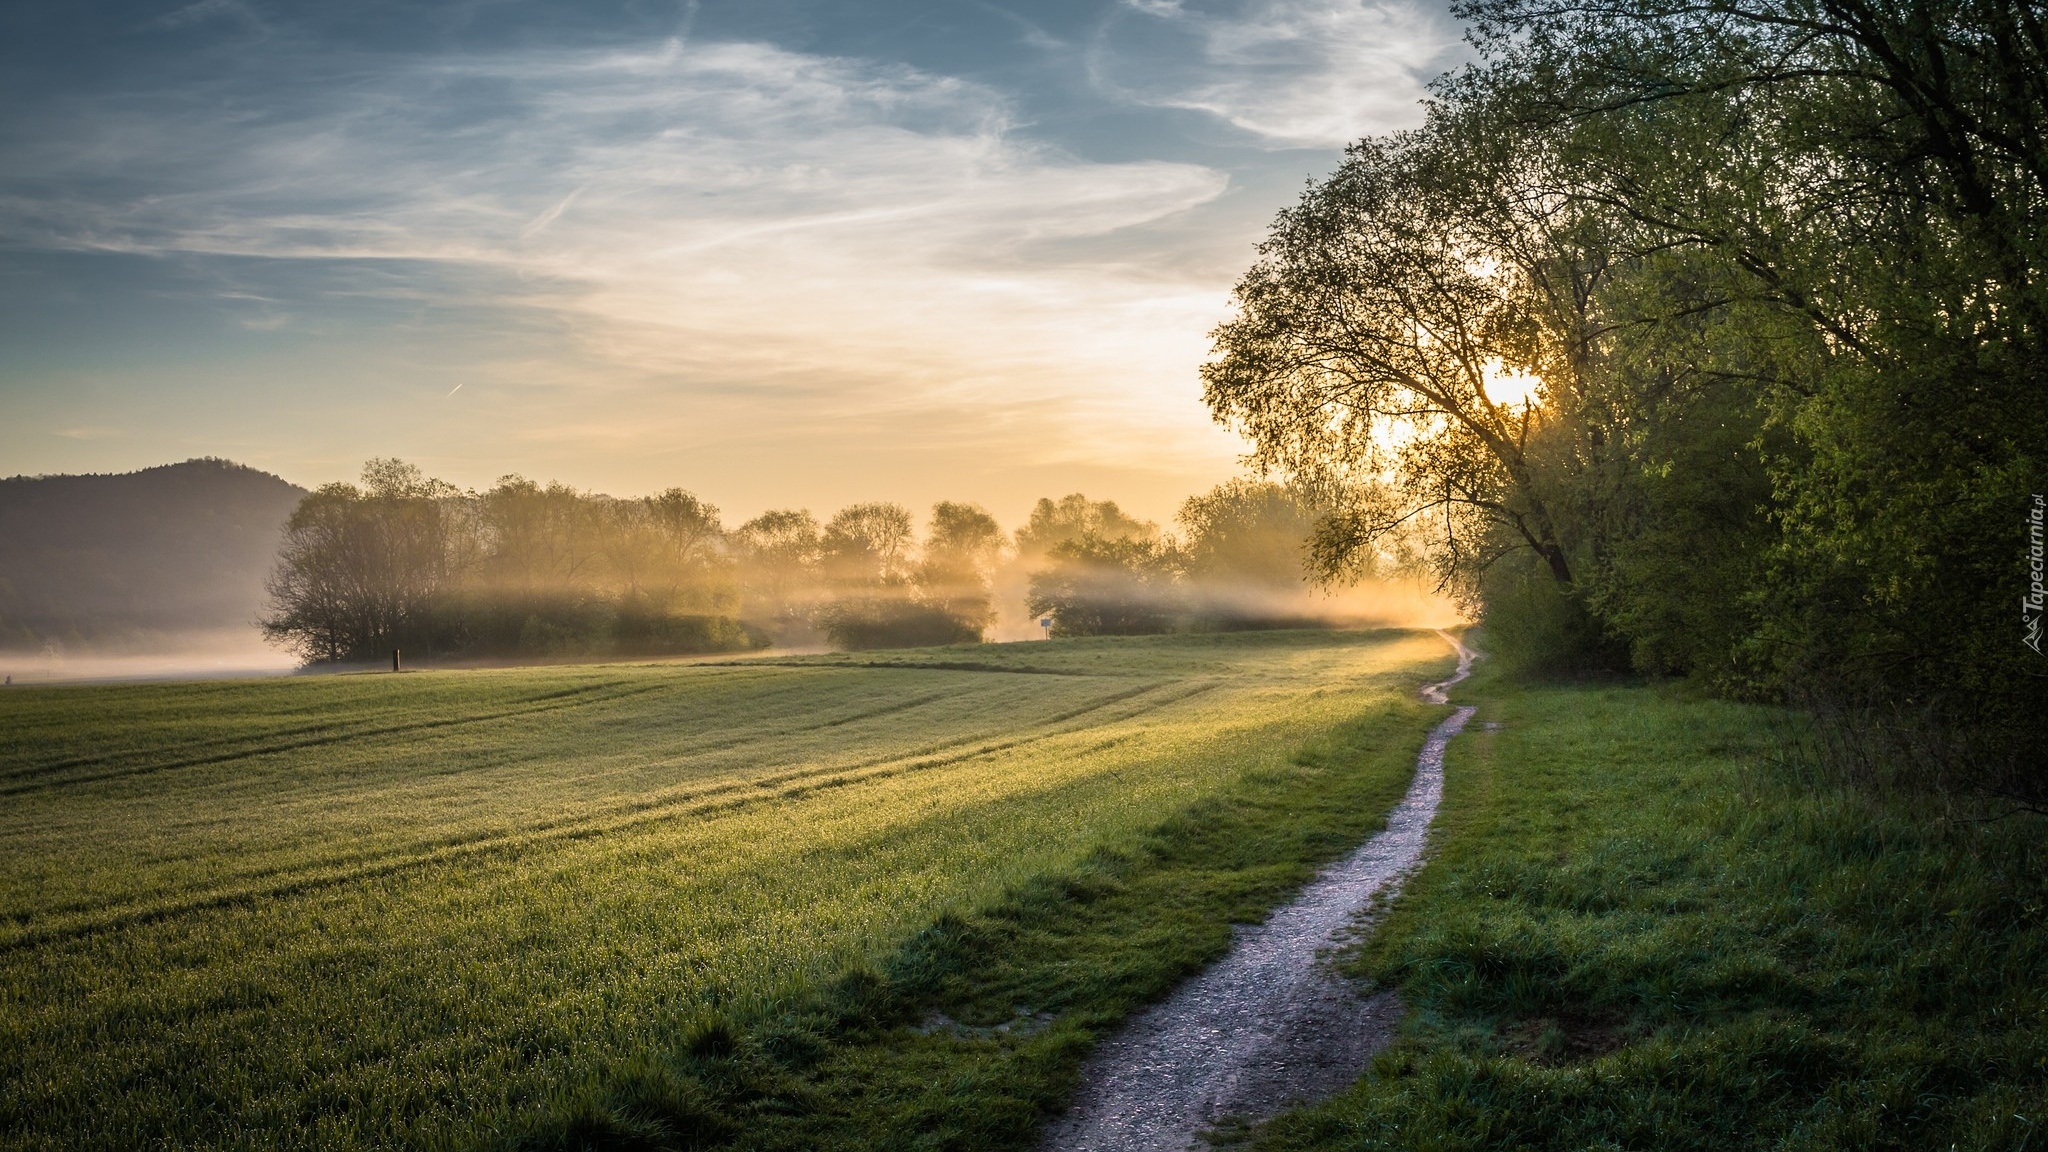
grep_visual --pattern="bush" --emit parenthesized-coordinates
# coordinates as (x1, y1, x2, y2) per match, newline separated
(1025, 535, 1177, 637)
(817, 598, 981, 650)
(1476, 553, 1626, 675)
(613, 600, 768, 656)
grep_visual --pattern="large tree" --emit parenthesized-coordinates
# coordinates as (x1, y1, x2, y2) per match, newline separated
(918, 501, 1004, 634)
(1210, 0, 2045, 797)
(1462, 0, 2047, 785)
(1202, 119, 1610, 597)
(262, 460, 465, 662)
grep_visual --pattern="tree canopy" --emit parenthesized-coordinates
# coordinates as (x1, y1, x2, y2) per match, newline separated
(1204, 0, 2045, 804)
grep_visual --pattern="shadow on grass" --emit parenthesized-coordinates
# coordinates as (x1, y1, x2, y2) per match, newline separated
(514, 699, 1441, 1152)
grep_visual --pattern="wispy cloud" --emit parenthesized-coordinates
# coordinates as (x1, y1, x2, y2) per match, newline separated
(519, 188, 583, 240)
(1098, 0, 1457, 148)
(3, 37, 1244, 477)
(145, 0, 265, 32)
(968, 1, 1069, 51)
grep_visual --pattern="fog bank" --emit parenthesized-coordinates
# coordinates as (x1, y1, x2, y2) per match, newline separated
(0, 630, 297, 685)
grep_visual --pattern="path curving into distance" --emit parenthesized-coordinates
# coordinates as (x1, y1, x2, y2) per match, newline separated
(1040, 630, 1478, 1152)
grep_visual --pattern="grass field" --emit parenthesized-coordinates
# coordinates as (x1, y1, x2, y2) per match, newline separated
(0, 628, 1456, 1150)
(1257, 664, 2048, 1152)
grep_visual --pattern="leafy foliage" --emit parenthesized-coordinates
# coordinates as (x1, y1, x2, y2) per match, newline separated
(1206, 0, 2047, 800)
(263, 465, 1017, 660)
(1025, 535, 1178, 637)
(1203, 131, 1589, 595)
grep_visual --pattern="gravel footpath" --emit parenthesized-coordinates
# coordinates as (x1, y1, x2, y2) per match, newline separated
(1039, 632, 1477, 1152)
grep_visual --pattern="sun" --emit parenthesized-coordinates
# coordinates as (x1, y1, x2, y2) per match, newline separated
(1482, 363, 1546, 408)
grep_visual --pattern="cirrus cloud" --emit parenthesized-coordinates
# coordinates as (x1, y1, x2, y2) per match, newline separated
(3, 36, 1245, 485)
(1098, 0, 1458, 148)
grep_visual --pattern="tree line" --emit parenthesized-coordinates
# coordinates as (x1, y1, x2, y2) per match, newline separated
(1205, 0, 2044, 805)
(262, 463, 1345, 663)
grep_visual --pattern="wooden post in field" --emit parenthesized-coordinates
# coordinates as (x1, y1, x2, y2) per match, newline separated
(392, 649, 401, 673)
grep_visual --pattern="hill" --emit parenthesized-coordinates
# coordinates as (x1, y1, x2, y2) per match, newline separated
(0, 458, 306, 651)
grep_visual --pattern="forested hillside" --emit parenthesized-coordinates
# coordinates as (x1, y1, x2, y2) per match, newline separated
(0, 459, 305, 650)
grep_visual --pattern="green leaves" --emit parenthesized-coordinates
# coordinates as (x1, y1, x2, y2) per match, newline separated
(1217, 0, 2045, 791)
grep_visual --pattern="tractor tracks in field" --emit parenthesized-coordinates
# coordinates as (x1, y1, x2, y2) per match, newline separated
(0, 666, 1036, 797)
(1041, 631, 1478, 1152)
(704, 658, 1087, 676)
(0, 679, 682, 796)
(0, 676, 1221, 952)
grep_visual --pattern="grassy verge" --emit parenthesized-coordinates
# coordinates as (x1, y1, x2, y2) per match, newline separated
(522, 692, 1443, 1151)
(1255, 665, 2048, 1151)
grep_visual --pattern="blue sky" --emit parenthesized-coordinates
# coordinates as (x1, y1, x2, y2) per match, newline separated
(0, 0, 1463, 525)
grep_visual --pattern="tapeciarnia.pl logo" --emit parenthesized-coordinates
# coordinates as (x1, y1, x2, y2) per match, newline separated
(2027, 493, 2045, 654)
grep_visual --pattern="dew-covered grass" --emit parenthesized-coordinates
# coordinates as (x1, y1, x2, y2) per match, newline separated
(1256, 664, 2048, 1152)
(0, 628, 1454, 1150)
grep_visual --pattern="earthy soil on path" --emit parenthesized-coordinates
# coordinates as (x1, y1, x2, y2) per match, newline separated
(1039, 631, 1477, 1152)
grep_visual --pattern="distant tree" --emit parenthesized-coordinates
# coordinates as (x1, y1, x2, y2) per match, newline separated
(816, 502, 971, 649)
(917, 501, 1004, 638)
(819, 599, 980, 650)
(264, 461, 761, 663)
(1003, 495, 1162, 636)
(261, 487, 366, 663)
(1176, 481, 1315, 588)
(733, 509, 823, 638)
(262, 459, 465, 662)
(1174, 481, 1325, 626)
(478, 475, 602, 597)
(1014, 494, 1156, 561)
(1026, 534, 1177, 637)
(602, 489, 731, 613)
(645, 489, 724, 574)
(819, 503, 915, 587)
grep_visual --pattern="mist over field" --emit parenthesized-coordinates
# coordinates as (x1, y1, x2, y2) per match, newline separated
(0, 459, 305, 677)
(0, 632, 297, 684)
(1, 0, 2040, 1149)
(0, 456, 1462, 680)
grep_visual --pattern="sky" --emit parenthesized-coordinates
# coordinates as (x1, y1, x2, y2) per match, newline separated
(0, 0, 1466, 527)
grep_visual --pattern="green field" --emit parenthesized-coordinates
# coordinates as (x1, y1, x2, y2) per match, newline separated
(1259, 667, 2048, 1152)
(0, 629, 1454, 1150)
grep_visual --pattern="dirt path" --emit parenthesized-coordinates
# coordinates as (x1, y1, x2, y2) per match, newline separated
(1039, 631, 1477, 1152)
